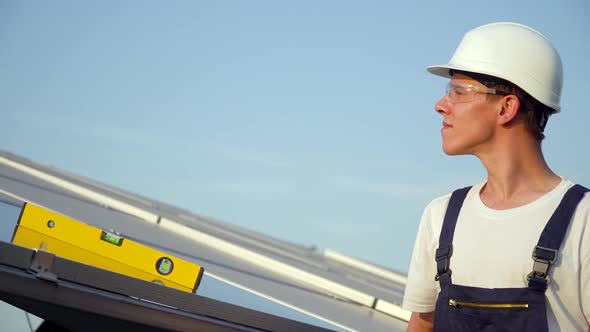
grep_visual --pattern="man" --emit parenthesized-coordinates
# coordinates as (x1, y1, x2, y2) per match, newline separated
(402, 22, 590, 331)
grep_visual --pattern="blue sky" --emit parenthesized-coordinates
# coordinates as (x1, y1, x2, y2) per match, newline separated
(1, 1, 588, 272)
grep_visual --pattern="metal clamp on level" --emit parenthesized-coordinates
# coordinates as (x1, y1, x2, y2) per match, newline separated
(434, 244, 453, 281)
(29, 249, 58, 282)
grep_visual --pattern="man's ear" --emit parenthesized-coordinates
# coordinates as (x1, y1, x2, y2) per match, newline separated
(497, 95, 520, 125)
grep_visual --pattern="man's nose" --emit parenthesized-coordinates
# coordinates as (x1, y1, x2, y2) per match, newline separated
(435, 95, 451, 115)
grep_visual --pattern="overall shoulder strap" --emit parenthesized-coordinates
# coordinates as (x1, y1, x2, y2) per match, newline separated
(528, 184, 590, 291)
(435, 186, 471, 285)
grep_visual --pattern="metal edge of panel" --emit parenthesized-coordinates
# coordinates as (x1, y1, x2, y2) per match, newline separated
(0, 266, 257, 332)
(0, 241, 336, 332)
(323, 249, 407, 285)
(0, 156, 159, 223)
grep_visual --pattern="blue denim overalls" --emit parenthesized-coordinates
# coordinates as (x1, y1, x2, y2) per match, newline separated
(433, 184, 589, 332)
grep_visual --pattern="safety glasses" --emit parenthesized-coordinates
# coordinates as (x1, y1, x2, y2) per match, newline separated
(445, 82, 509, 104)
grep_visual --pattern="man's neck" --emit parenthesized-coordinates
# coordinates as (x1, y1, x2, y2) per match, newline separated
(476, 136, 561, 210)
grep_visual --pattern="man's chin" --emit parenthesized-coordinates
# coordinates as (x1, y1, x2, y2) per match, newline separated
(442, 145, 467, 156)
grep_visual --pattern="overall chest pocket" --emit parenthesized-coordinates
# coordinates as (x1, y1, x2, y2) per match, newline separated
(435, 286, 548, 332)
(449, 298, 529, 311)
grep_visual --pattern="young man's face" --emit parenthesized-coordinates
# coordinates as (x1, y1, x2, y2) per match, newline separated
(434, 73, 501, 156)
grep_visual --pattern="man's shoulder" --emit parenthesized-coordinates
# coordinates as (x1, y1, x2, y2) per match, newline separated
(563, 180, 590, 211)
(576, 185, 590, 213)
(424, 183, 482, 213)
(424, 192, 452, 214)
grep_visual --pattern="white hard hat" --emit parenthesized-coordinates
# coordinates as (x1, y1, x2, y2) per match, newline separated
(427, 22, 563, 113)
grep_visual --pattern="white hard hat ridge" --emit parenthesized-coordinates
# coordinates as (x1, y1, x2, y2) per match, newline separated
(427, 22, 563, 113)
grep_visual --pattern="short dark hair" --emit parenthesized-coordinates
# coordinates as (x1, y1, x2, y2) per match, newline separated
(450, 70, 554, 141)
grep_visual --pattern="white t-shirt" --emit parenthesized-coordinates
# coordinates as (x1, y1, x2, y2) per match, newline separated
(402, 179, 590, 331)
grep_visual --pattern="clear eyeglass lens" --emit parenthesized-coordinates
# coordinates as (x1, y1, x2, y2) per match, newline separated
(446, 83, 475, 103)
(445, 82, 498, 104)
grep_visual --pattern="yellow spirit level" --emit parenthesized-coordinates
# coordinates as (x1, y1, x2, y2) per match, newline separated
(12, 203, 204, 293)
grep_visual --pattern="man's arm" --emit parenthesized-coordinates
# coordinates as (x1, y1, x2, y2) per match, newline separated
(406, 311, 434, 332)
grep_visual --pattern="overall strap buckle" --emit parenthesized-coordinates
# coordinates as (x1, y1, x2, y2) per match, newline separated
(434, 186, 470, 285)
(435, 244, 453, 281)
(526, 184, 588, 292)
(527, 246, 557, 290)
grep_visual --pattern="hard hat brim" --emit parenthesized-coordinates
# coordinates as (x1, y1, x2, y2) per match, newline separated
(426, 65, 456, 79)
